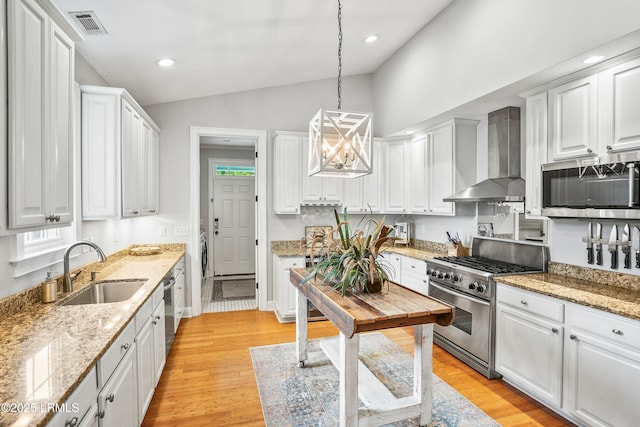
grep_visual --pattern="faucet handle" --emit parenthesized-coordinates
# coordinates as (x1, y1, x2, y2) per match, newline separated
(70, 270, 82, 282)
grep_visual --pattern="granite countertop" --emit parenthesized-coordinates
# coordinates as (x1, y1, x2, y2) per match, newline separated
(497, 265, 640, 321)
(0, 244, 185, 427)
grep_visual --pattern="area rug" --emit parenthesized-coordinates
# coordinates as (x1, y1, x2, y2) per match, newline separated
(212, 277, 256, 300)
(250, 333, 500, 427)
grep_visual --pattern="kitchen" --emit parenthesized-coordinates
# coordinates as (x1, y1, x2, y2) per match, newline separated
(2, 0, 640, 426)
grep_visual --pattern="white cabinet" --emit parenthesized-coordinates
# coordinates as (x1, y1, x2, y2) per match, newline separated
(81, 86, 161, 219)
(547, 75, 598, 160)
(399, 256, 428, 296)
(381, 251, 402, 283)
(383, 139, 409, 213)
(272, 254, 304, 322)
(495, 284, 564, 407)
(174, 257, 185, 332)
(152, 301, 166, 385)
(49, 367, 97, 427)
(565, 305, 640, 427)
(8, 0, 75, 229)
(272, 132, 302, 214)
(98, 343, 138, 427)
(408, 119, 477, 216)
(342, 140, 383, 213)
(598, 56, 640, 153)
(524, 92, 548, 218)
(301, 136, 343, 204)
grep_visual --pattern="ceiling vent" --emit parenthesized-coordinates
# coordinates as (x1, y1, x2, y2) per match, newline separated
(68, 11, 108, 36)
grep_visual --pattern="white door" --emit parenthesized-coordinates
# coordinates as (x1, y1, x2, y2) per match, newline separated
(213, 177, 255, 275)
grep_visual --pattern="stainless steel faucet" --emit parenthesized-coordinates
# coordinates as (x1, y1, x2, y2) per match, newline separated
(63, 241, 107, 293)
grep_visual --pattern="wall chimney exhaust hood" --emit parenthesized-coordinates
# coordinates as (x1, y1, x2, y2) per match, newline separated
(444, 106, 525, 203)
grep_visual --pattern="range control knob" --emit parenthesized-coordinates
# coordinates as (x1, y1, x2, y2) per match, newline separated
(452, 274, 462, 283)
(426, 268, 433, 275)
(437, 272, 445, 279)
(468, 282, 477, 290)
(444, 272, 452, 280)
(476, 284, 486, 293)
(431, 270, 439, 277)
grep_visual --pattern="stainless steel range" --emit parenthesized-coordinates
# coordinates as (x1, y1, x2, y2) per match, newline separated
(426, 237, 548, 378)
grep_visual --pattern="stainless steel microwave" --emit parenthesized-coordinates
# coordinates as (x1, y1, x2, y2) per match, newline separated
(541, 152, 640, 219)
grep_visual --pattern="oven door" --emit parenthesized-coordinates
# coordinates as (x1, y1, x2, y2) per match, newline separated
(428, 281, 491, 363)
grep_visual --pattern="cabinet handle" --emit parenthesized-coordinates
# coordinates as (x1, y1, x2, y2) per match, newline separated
(121, 343, 130, 351)
(98, 410, 105, 419)
(586, 148, 593, 154)
(152, 320, 158, 325)
(570, 334, 578, 340)
(612, 329, 624, 336)
(551, 327, 559, 333)
(106, 393, 115, 402)
(526, 210, 531, 214)
(155, 315, 161, 320)
(520, 300, 528, 305)
(606, 145, 613, 151)
(64, 416, 78, 427)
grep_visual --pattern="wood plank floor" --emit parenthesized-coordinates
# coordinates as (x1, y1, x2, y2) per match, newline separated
(142, 310, 574, 426)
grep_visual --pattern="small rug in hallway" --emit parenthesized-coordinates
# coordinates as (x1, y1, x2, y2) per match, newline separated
(250, 333, 500, 427)
(212, 277, 255, 301)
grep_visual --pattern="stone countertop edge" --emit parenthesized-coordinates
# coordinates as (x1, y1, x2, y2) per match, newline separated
(0, 243, 185, 427)
(271, 241, 446, 260)
(496, 268, 640, 321)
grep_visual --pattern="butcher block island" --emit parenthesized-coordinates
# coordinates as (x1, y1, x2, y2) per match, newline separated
(290, 268, 454, 427)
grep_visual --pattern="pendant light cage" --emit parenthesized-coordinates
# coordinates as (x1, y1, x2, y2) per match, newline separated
(307, 0, 373, 178)
(308, 109, 372, 178)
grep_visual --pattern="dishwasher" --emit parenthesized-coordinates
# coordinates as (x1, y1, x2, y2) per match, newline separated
(163, 270, 176, 356)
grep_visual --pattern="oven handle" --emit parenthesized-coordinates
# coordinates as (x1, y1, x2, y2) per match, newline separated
(429, 281, 490, 308)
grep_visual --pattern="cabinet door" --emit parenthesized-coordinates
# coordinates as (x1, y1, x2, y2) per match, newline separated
(381, 252, 402, 283)
(599, 57, 640, 153)
(525, 92, 548, 218)
(383, 140, 408, 213)
(428, 125, 454, 215)
(82, 93, 118, 218)
(342, 177, 363, 213)
(99, 345, 138, 427)
(273, 134, 301, 214)
(152, 302, 166, 385)
(400, 256, 427, 295)
(274, 256, 304, 320)
(409, 136, 428, 213)
(8, 0, 47, 228)
(45, 21, 74, 224)
(121, 99, 141, 217)
(135, 319, 154, 420)
(301, 135, 324, 201)
(148, 130, 159, 214)
(321, 177, 342, 202)
(174, 269, 185, 332)
(495, 303, 563, 407)
(548, 75, 598, 160)
(361, 140, 383, 212)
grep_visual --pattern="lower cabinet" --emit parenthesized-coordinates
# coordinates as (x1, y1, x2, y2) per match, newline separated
(381, 251, 402, 283)
(496, 282, 640, 426)
(174, 258, 185, 332)
(399, 256, 427, 296)
(98, 344, 138, 427)
(272, 254, 304, 322)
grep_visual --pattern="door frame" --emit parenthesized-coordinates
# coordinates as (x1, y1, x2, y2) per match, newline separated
(189, 127, 267, 316)
(208, 157, 255, 278)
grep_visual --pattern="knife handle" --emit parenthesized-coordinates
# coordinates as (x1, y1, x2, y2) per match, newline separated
(624, 252, 631, 269)
(636, 253, 640, 269)
(587, 248, 594, 264)
(611, 250, 618, 269)
(596, 249, 602, 266)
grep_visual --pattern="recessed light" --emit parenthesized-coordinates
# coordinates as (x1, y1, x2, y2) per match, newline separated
(155, 58, 175, 67)
(583, 55, 604, 65)
(363, 34, 378, 44)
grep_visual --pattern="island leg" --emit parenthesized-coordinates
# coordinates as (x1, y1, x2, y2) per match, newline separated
(339, 331, 359, 427)
(414, 324, 433, 426)
(295, 288, 308, 367)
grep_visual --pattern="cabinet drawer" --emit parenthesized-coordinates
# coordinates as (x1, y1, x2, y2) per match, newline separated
(135, 296, 153, 333)
(568, 305, 640, 351)
(282, 257, 305, 270)
(98, 320, 135, 387)
(401, 257, 425, 275)
(48, 367, 97, 427)
(497, 283, 564, 322)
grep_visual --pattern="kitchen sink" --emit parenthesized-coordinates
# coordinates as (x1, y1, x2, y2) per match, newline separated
(60, 280, 147, 306)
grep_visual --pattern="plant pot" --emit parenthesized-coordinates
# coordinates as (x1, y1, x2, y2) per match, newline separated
(357, 275, 384, 293)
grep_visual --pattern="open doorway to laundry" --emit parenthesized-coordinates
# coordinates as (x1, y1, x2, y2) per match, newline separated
(199, 136, 257, 313)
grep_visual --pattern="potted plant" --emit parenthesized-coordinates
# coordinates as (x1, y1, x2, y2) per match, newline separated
(305, 208, 395, 295)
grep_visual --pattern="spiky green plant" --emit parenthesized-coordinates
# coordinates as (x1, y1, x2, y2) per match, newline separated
(304, 208, 395, 296)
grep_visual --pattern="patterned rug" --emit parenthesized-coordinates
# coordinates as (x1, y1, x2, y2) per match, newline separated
(212, 277, 255, 301)
(250, 333, 500, 427)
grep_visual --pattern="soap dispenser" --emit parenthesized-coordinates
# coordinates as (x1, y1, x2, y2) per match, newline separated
(41, 272, 57, 303)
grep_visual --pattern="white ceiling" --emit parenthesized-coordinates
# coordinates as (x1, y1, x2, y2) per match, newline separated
(51, 0, 453, 106)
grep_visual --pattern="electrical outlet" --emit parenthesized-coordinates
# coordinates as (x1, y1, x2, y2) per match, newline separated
(159, 226, 166, 237)
(175, 226, 188, 236)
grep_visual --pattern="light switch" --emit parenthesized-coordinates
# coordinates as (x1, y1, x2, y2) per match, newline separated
(175, 226, 188, 236)
(159, 226, 166, 237)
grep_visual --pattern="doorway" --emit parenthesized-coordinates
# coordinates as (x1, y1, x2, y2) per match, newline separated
(189, 127, 268, 317)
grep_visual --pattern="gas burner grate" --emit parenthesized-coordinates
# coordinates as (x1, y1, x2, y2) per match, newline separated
(433, 256, 540, 275)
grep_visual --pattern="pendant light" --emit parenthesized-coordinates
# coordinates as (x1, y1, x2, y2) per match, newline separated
(308, 0, 373, 178)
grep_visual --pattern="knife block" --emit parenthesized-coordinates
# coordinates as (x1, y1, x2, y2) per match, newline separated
(447, 243, 468, 256)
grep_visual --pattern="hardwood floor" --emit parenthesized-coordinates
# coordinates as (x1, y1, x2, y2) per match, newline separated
(142, 310, 573, 426)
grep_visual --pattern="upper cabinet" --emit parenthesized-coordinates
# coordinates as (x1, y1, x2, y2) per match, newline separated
(524, 92, 548, 218)
(7, 0, 77, 229)
(548, 75, 599, 161)
(272, 132, 302, 214)
(409, 119, 478, 216)
(81, 86, 161, 219)
(343, 140, 383, 213)
(383, 139, 410, 213)
(301, 136, 343, 204)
